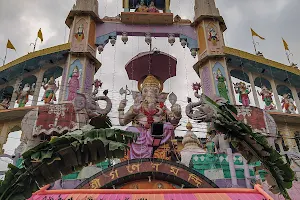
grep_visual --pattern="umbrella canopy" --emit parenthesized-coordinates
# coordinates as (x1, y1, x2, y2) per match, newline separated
(125, 51, 177, 83)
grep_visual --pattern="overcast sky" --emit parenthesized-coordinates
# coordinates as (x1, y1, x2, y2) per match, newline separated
(0, 0, 299, 171)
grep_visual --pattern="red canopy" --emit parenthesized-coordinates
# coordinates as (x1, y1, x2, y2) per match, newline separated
(125, 51, 177, 83)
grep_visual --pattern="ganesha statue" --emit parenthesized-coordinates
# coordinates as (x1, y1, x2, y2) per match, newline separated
(118, 75, 182, 159)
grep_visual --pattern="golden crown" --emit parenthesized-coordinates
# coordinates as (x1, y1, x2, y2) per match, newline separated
(138, 75, 163, 91)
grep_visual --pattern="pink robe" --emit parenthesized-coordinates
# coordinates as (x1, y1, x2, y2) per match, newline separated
(127, 122, 174, 159)
(67, 72, 80, 101)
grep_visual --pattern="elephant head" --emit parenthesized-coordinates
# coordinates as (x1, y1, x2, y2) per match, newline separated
(73, 92, 112, 118)
(185, 93, 215, 122)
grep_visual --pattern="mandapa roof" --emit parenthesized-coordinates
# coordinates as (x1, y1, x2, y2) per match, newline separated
(29, 185, 273, 200)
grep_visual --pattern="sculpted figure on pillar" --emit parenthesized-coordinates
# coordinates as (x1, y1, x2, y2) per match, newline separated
(0, 97, 10, 109)
(281, 93, 297, 114)
(15, 83, 35, 107)
(234, 82, 251, 107)
(118, 75, 182, 159)
(257, 85, 275, 110)
(42, 77, 59, 104)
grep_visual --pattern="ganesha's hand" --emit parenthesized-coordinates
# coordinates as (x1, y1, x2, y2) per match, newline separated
(171, 104, 182, 117)
(118, 99, 127, 111)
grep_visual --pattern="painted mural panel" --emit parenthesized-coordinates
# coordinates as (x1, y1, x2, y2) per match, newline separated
(71, 18, 88, 52)
(206, 22, 222, 54)
(65, 59, 82, 101)
(212, 62, 229, 101)
(201, 66, 214, 99)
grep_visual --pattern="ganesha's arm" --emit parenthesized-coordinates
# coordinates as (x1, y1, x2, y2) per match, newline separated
(119, 106, 137, 126)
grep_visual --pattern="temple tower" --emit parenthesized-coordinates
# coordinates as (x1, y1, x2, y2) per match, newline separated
(59, 0, 101, 101)
(193, 0, 235, 103)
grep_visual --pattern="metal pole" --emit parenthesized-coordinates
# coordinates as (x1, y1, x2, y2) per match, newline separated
(252, 36, 257, 54)
(2, 48, 8, 66)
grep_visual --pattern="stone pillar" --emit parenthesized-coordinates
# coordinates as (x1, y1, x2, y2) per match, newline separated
(248, 72, 259, 108)
(124, 0, 129, 12)
(243, 157, 251, 188)
(9, 78, 21, 109)
(270, 79, 282, 112)
(227, 148, 238, 187)
(291, 86, 300, 113)
(165, 0, 171, 13)
(31, 69, 44, 106)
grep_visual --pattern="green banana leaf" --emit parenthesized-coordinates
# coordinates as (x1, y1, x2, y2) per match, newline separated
(202, 94, 294, 200)
(0, 119, 138, 200)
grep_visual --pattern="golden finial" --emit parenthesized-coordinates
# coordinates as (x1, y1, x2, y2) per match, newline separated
(186, 121, 193, 131)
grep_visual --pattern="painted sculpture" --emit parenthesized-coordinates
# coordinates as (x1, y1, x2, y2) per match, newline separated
(214, 69, 229, 101)
(281, 93, 297, 114)
(67, 66, 81, 101)
(21, 84, 112, 152)
(0, 97, 10, 109)
(42, 77, 59, 104)
(148, 1, 159, 13)
(234, 82, 251, 106)
(257, 85, 275, 110)
(135, 0, 148, 12)
(15, 83, 35, 107)
(118, 75, 182, 159)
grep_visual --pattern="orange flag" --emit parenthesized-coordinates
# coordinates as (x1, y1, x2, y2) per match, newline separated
(282, 38, 289, 51)
(251, 28, 265, 40)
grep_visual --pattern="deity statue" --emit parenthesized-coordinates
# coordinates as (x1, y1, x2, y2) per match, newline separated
(257, 85, 275, 110)
(42, 77, 59, 104)
(15, 83, 35, 107)
(67, 66, 81, 101)
(214, 69, 229, 101)
(0, 97, 10, 109)
(147, 1, 159, 13)
(234, 82, 251, 107)
(118, 75, 182, 159)
(281, 93, 297, 114)
(135, 0, 148, 12)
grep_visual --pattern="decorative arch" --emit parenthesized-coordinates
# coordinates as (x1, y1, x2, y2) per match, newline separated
(77, 158, 218, 189)
(21, 75, 37, 88)
(277, 85, 292, 97)
(0, 86, 14, 101)
(254, 77, 271, 89)
(43, 66, 63, 81)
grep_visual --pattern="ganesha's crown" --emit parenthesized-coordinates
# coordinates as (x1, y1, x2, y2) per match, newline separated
(139, 74, 163, 91)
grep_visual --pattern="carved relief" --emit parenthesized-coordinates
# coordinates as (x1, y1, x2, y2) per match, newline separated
(65, 59, 83, 101)
(212, 63, 229, 101)
(72, 18, 88, 52)
(206, 23, 223, 55)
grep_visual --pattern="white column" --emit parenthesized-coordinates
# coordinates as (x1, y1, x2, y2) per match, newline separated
(291, 86, 300, 114)
(248, 72, 259, 108)
(9, 78, 21, 109)
(270, 79, 282, 112)
(31, 69, 44, 106)
(227, 148, 238, 187)
(243, 157, 251, 188)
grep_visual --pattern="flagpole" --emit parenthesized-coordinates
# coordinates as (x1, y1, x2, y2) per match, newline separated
(30, 37, 39, 52)
(285, 50, 291, 65)
(2, 47, 8, 66)
(252, 36, 257, 54)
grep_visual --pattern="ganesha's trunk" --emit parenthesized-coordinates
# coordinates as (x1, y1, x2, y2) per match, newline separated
(93, 96, 112, 115)
(185, 101, 202, 119)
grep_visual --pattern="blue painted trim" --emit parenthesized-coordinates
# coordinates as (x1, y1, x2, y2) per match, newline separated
(180, 34, 198, 51)
(96, 32, 117, 46)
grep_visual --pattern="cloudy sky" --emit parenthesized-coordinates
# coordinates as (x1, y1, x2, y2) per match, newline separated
(0, 0, 299, 171)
